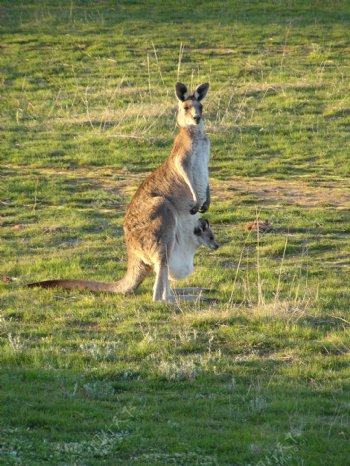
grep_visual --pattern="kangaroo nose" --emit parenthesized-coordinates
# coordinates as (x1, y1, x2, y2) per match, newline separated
(194, 116, 201, 124)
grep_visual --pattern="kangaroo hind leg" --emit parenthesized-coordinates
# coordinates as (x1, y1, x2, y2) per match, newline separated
(114, 254, 149, 294)
(153, 264, 173, 302)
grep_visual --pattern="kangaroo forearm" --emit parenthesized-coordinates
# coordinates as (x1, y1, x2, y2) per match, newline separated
(192, 177, 209, 205)
(199, 184, 210, 212)
(175, 158, 198, 204)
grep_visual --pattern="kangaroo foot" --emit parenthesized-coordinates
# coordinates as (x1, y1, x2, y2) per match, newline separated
(173, 287, 212, 295)
(172, 294, 217, 303)
(169, 290, 218, 303)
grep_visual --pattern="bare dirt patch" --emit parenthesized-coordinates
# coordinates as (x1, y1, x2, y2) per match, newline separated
(212, 176, 350, 209)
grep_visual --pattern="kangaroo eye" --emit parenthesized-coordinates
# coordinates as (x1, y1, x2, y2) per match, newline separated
(184, 105, 190, 111)
(210, 236, 214, 240)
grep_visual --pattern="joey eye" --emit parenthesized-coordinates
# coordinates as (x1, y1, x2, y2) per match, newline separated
(184, 105, 190, 111)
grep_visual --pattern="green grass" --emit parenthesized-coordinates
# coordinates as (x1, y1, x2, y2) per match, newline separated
(1, 1, 350, 464)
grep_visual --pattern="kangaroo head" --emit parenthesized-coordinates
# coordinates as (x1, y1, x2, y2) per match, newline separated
(175, 82, 209, 128)
(194, 218, 219, 250)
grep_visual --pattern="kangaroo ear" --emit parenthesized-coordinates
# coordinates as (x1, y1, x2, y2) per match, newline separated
(194, 226, 201, 236)
(204, 219, 210, 228)
(198, 218, 207, 230)
(175, 82, 189, 102)
(194, 83, 209, 101)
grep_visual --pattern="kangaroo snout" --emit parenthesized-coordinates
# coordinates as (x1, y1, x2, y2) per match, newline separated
(193, 115, 201, 124)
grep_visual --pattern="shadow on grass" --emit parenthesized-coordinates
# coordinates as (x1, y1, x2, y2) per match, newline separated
(0, 360, 348, 464)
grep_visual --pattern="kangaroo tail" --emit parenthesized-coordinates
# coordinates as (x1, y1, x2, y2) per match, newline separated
(27, 279, 122, 293)
(27, 257, 150, 295)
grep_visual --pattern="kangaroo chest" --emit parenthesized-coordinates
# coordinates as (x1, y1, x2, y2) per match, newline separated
(191, 136, 210, 203)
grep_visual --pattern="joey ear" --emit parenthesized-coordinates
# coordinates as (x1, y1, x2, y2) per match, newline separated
(194, 226, 202, 236)
(194, 82, 209, 101)
(204, 219, 210, 228)
(175, 82, 189, 102)
(198, 218, 207, 230)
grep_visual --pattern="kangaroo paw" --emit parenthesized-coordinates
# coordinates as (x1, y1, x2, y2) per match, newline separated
(190, 205, 199, 215)
(199, 201, 209, 213)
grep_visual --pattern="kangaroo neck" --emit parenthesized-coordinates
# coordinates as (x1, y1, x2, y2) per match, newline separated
(178, 123, 205, 140)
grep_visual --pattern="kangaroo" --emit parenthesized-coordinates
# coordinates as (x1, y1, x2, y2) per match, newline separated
(27, 82, 213, 302)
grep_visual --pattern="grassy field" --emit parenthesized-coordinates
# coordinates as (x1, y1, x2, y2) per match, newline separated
(1, 0, 350, 464)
